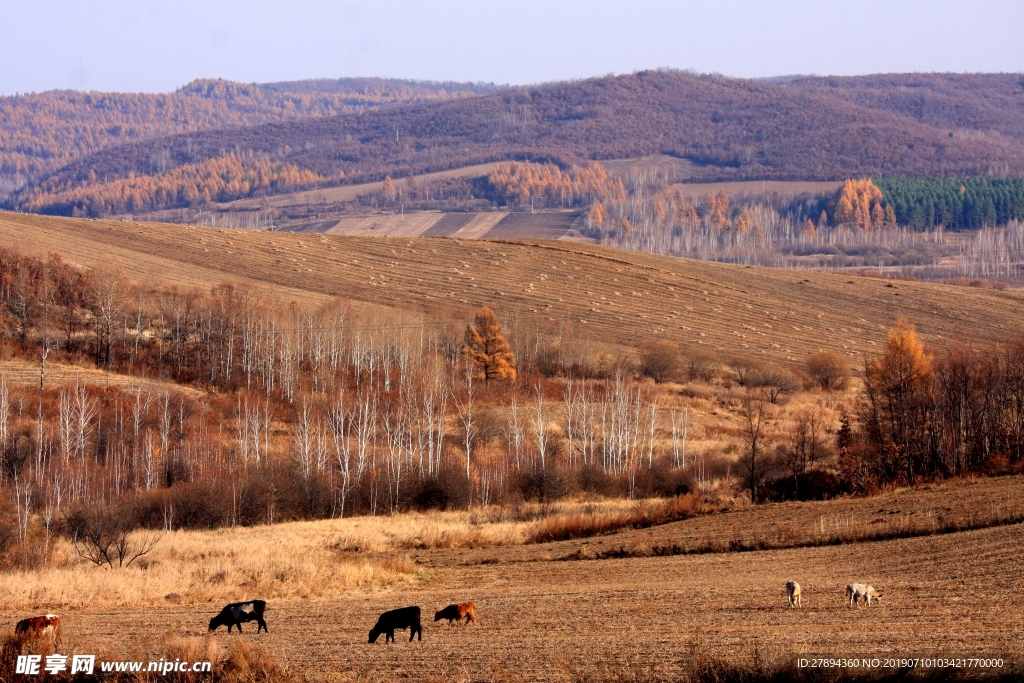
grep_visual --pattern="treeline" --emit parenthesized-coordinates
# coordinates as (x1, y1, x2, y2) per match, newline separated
(844, 319, 1024, 489)
(0, 77, 497, 188)
(18, 154, 321, 216)
(486, 162, 626, 209)
(16, 71, 1024, 216)
(474, 163, 1024, 280)
(874, 177, 1024, 230)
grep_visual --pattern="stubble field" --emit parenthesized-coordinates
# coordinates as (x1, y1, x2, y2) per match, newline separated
(2, 478, 1021, 681)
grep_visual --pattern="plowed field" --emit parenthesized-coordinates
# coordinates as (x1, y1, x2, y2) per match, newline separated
(5, 478, 1021, 681)
(18, 525, 1022, 681)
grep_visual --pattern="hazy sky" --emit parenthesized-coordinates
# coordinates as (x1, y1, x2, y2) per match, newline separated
(3, 0, 1023, 95)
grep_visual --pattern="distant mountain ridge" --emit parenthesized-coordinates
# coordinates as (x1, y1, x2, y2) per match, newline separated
(0, 76, 502, 189)
(11, 71, 1024, 216)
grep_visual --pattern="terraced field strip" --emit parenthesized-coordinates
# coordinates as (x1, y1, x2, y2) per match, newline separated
(421, 213, 475, 237)
(482, 211, 581, 240)
(448, 212, 506, 239)
(324, 212, 443, 237)
(283, 219, 344, 234)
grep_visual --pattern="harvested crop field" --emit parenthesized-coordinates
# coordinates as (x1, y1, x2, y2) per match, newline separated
(286, 210, 585, 241)
(9, 521, 1021, 681)
(3, 212, 1023, 365)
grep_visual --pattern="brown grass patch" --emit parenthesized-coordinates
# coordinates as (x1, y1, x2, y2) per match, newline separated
(528, 494, 711, 543)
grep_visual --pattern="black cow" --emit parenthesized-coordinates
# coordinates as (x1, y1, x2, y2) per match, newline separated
(369, 606, 422, 643)
(209, 600, 268, 633)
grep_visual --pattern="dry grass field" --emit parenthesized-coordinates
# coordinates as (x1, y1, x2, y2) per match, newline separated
(672, 179, 843, 200)
(1, 478, 1021, 681)
(2, 212, 1023, 367)
(0, 358, 204, 397)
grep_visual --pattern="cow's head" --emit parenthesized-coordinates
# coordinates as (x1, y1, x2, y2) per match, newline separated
(368, 628, 381, 643)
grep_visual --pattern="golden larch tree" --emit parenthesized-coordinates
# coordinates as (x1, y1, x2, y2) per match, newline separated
(462, 306, 517, 382)
(588, 201, 606, 229)
(863, 317, 934, 483)
(381, 175, 396, 203)
(834, 178, 886, 230)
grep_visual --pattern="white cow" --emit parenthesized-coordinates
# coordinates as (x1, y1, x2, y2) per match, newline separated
(846, 583, 881, 607)
(785, 580, 802, 608)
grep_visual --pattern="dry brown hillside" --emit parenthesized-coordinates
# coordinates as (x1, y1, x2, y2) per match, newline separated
(2, 211, 1023, 364)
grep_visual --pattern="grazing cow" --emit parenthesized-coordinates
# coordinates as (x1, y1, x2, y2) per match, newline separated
(369, 606, 422, 643)
(846, 583, 882, 607)
(15, 615, 62, 644)
(434, 602, 477, 626)
(208, 600, 268, 633)
(785, 581, 802, 608)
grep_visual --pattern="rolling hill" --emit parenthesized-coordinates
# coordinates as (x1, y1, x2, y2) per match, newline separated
(2, 211, 1022, 365)
(0, 77, 501, 194)
(14, 71, 1024, 219)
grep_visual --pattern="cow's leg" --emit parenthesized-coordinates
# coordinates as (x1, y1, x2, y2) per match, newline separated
(257, 617, 268, 633)
(386, 630, 394, 643)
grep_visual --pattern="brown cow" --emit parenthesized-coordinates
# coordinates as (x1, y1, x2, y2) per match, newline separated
(15, 615, 62, 644)
(434, 602, 477, 626)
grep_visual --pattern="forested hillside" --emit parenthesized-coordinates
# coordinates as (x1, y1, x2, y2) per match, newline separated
(779, 73, 1024, 145)
(0, 77, 499, 192)
(14, 71, 1024, 218)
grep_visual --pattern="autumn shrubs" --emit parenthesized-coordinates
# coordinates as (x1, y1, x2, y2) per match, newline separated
(805, 351, 851, 390)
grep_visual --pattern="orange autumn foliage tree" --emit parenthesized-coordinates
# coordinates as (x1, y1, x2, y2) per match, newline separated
(862, 317, 935, 483)
(706, 190, 730, 229)
(462, 306, 517, 383)
(381, 175, 397, 203)
(833, 178, 887, 230)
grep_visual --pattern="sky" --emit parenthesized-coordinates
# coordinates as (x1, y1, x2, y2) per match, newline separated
(2, 0, 1023, 95)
